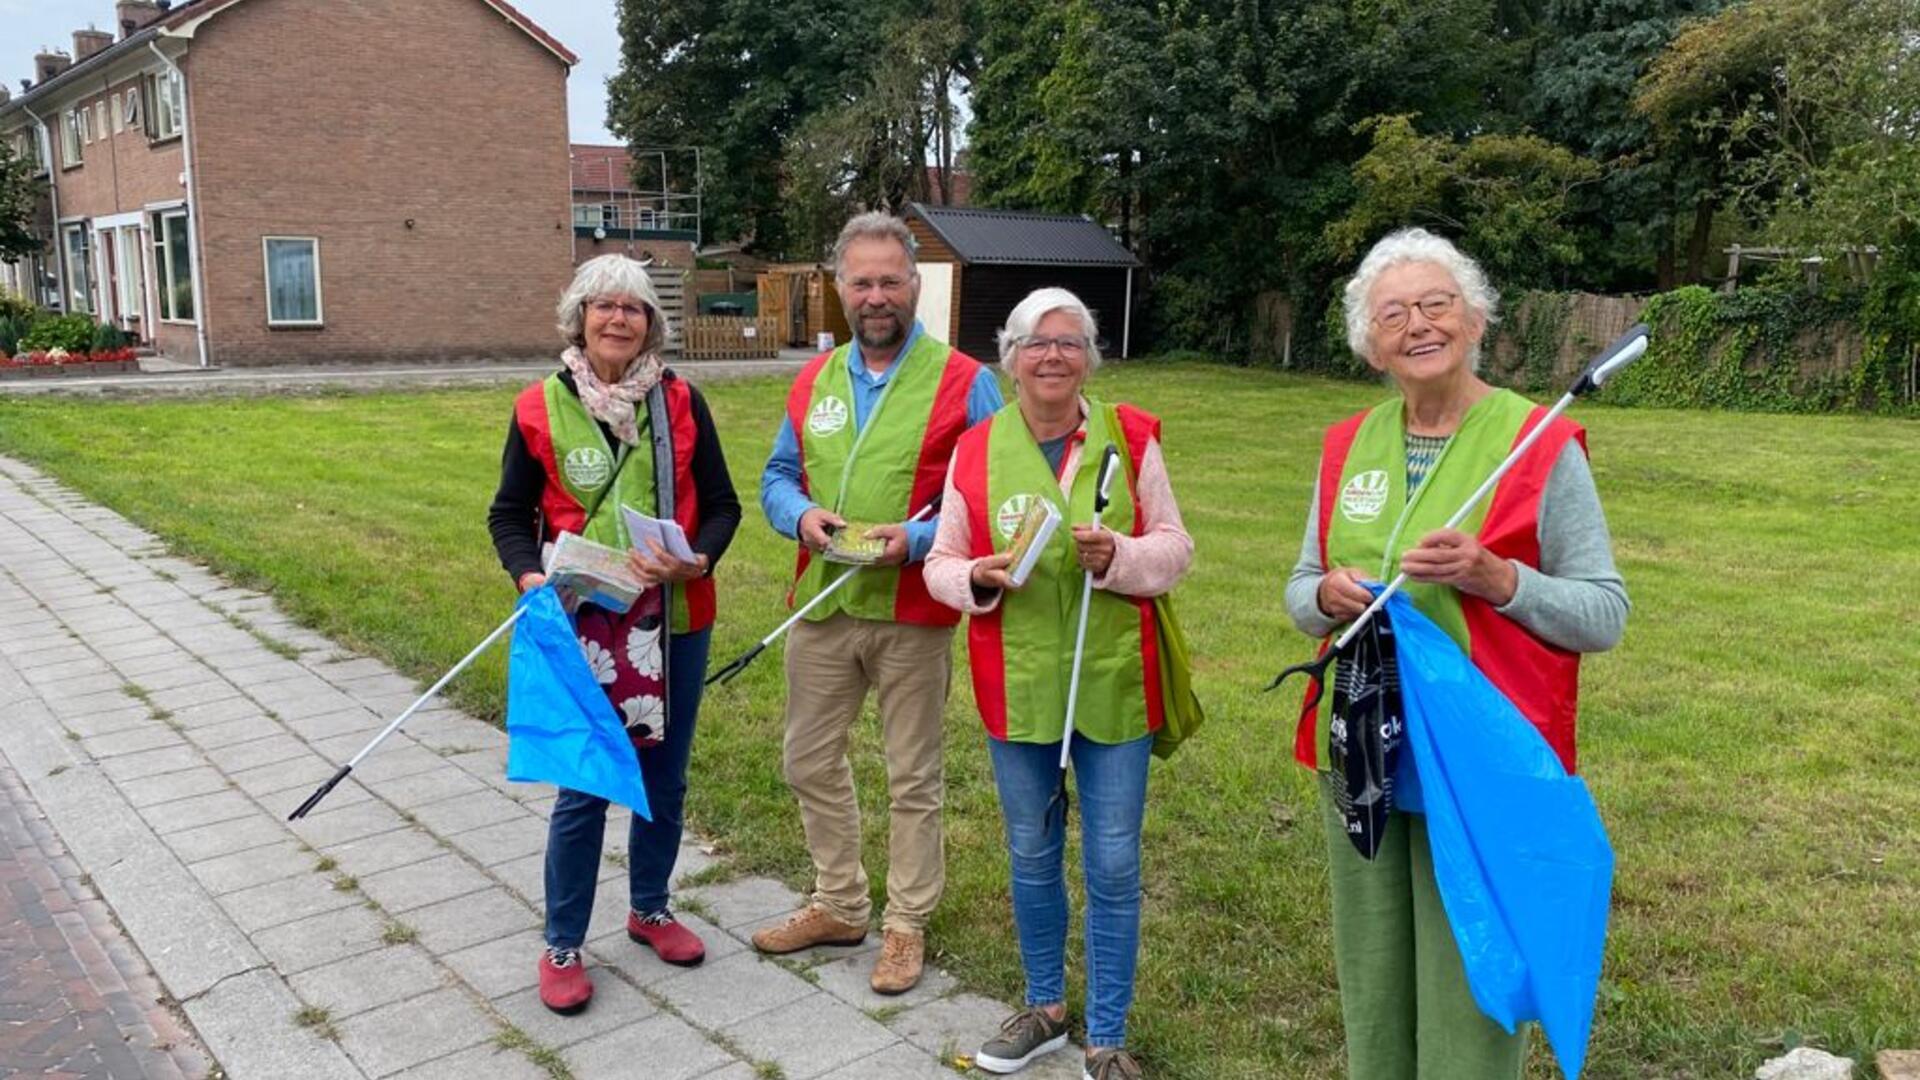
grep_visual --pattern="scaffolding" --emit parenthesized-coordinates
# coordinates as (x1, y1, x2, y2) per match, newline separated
(570, 145, 703, 244)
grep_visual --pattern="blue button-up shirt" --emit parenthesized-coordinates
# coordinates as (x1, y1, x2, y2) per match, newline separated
(761, 322, 1005, 562)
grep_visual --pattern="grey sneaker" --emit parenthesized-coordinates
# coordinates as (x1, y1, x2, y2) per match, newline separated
(975, 1006, 1070, 1074)
(1084, 1047, 1143, 1080)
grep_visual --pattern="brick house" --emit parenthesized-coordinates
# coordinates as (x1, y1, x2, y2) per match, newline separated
(567, 142, 699, 271)
(0, 0, 577, 366)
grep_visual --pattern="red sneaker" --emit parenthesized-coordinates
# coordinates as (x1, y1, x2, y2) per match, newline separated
(537, 946, 593, 1014)
(627, 909, 706, 967)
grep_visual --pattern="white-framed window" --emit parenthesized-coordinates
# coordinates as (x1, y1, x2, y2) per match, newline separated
(150, 209, 194, 322)
(11, 131, 41, 173)
(61, 110, 83, 165)
(63, 225, 94, 314)
(601, 204, 620, 229)
(262, 236, 322, 326)
(145, 69, 183, 140)
(112, 94, 125, 133)
(124, 88, 141, 130)
(94, 102, 108, 142)
(77, 107, 92, 146)
(572, 204, 596, 228)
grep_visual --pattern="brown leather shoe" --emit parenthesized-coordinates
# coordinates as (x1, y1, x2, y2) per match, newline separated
(750, 905, 867, 955)
(869, 928, 924, 995)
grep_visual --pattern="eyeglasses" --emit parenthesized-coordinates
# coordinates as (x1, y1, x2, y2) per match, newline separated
(842, 275, 915, 296)
(1373, 292, 1460, 332)
(1015, 334, 1089, 358)
(587, 299, 649, 321)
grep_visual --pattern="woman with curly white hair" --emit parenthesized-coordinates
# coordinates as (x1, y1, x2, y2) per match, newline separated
(487, 254, 740, 1014)
(1284, 228, 1628, 1078)
(925, 287, 1193, 1080)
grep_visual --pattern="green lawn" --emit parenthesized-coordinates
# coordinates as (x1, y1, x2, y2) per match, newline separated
(0, 365, 1914, 1080)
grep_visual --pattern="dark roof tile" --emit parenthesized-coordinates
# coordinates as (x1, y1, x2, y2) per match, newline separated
(907, 203, 1139, 268)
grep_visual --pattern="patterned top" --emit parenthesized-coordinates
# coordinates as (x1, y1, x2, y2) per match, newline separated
(1405, 433, 1450, 492)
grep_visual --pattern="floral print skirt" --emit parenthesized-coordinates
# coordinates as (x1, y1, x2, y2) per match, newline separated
(573, 586, 668, 749)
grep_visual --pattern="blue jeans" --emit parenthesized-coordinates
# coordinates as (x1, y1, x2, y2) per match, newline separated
(987, 732, 1154, 1049)
(544, 627, 710, 949)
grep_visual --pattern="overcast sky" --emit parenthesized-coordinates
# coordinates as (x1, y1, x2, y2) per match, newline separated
(0, 0, 622, 144)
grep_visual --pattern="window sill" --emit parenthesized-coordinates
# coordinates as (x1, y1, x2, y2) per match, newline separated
(61, 163, 83, 172)
(147, 133, 182, 147)
(158, 318, 197, 326)
(267, 322, 324, 331)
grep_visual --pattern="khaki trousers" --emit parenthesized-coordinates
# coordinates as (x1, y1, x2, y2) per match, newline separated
(782, 611, 952, 932)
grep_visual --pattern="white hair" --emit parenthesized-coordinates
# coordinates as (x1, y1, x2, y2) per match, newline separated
(1342, 227, 1499, 368)
(996, 287, 1104, 372)
(829, 211, 918, 276)
(556, 254, 668, 355)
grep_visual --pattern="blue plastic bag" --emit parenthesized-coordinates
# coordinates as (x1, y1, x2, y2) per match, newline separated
(1383, 590, 1612, 1080)
(505, 586, 651, 820)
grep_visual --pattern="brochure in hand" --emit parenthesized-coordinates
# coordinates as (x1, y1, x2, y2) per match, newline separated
(619, 504, 698, 564)
(822, 521, 891, 565)
(543, 531, 642, 614)
(1004, 496, 1063, 587)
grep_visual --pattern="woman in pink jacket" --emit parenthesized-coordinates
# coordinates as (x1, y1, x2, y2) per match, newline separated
(925, 287, 1192, 1080)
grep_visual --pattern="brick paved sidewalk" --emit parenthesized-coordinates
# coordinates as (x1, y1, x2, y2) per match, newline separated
(0, 452, 1082, 1080)
(0, 756, 213, 1079)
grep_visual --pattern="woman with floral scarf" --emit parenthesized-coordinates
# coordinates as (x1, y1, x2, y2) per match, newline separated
(488, 255, 740, 1014)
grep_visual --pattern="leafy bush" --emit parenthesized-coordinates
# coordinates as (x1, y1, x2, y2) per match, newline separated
(90, 321, 128, 352)
(18, 313, 99, 353)
(0, 312, 28, 357)
(0, 288, 35, 323)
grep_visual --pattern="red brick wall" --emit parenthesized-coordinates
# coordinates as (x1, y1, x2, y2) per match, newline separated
(45, 78, 187, 220)
(185, 0, 574, 365)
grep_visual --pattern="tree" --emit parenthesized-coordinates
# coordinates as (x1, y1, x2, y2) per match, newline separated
(0, 139, 46, 265)
(1637, 0, 1920, 255)
(967, 0, 1529, 357)
(1524, 0, 1731, 289)
(779, 2, 979, 259)
(1326, 114, 1602, 289)
(608, 0, 889, 256)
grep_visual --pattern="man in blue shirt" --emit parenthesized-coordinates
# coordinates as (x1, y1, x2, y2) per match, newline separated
(752, 212, 1002, 995)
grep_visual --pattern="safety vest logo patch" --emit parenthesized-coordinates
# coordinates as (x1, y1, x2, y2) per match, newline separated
(564, 446, 612, 491)
(808, 395, 850, 436)
(1340, 469, 1390, 523)
(995, 493, 1035, 540)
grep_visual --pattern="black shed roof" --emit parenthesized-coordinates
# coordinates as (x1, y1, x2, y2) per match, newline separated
(907, 203, 1140, 268)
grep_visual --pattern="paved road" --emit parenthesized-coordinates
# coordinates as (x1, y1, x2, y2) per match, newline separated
(0, 756, 213, 1079)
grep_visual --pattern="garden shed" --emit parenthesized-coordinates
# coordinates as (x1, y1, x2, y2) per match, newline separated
(756, 264, 853, 350)
(903, 203, 1141, 362)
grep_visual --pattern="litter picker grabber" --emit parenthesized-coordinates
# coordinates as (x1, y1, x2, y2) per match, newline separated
(1059, 444, 1123, 770)
(704, 498, 942, 687)
(288, 604, 526, 820)
(1264, 322, 1650, 706)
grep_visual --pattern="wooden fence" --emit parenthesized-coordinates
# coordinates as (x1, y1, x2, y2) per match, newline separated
(680, 315, 780, 360)
(1484, 292, 1648, 390)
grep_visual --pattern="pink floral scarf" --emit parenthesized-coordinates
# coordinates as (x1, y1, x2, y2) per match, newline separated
(561, 345, 665, 447)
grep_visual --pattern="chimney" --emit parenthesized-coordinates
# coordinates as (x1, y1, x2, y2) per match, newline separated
(73, 27, 115, 62)
(34, 50, 72, 85)
(117, 0, 164, 39)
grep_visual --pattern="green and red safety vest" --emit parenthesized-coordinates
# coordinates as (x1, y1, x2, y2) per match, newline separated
(784, 335, 978, 626)
(1296, 389, 1586, 772)
(951, 400, 1164, 744)
(512, 372, 714, 633)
